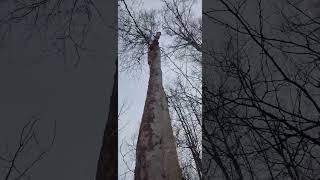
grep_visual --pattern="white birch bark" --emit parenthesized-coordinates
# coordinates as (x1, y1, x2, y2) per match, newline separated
(134, 34, 182, 180)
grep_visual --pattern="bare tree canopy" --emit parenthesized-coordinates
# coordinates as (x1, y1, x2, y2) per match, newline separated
(203, 0, 320, 179)
(0, 117, 56, 180)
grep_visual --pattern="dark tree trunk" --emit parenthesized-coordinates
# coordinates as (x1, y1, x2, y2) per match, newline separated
(95, 60, 118, 180)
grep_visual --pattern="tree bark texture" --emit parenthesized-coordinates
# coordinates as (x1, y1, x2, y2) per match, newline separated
(134, 34, 182, 180)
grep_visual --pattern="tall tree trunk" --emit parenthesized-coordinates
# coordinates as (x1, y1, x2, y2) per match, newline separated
(134, 33, 182, 180)
(95, 60, 118, 180)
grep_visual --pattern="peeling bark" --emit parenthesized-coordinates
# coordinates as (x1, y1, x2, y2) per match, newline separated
(134, 33, 182, 180)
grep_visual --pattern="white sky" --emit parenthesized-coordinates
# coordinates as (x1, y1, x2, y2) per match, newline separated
(118, 0, 201, 179)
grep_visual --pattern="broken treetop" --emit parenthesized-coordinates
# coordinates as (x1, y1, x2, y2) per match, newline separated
(148, 32, 161, 51)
